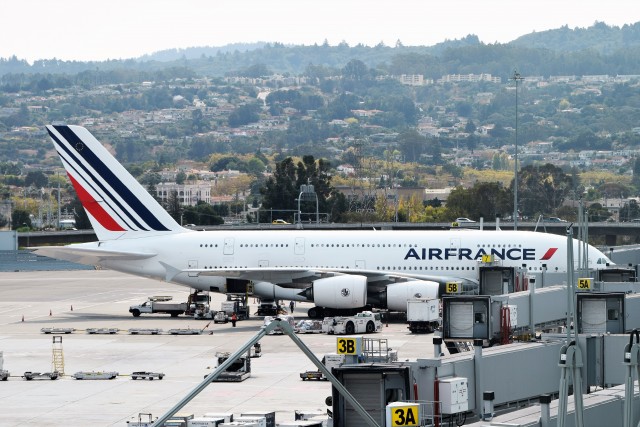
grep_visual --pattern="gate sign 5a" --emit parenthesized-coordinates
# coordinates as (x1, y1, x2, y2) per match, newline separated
(386, 402, 420, 426)
(577, 278, 592, 290)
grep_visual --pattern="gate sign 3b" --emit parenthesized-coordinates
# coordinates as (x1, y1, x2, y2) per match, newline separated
(386, 402, 420, 426)
(336, 336, 361, 355)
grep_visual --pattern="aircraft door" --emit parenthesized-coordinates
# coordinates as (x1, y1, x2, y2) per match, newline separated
(450, 237, 461, 251)
(223, 238, 234, 255)
(295, 237, 305, 255)
(188, 260, 198, 277)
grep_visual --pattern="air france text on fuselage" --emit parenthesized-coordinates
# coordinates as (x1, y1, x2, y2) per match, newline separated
(404, 247, 545, 261)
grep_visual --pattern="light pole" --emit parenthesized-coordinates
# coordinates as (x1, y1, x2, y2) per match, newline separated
(511, 70, 523, 230)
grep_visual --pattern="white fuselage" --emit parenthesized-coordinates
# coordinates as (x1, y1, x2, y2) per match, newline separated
(88, 229, 610, 295)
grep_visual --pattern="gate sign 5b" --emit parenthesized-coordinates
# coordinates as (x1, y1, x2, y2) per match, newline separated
(386, 402, 420, 426)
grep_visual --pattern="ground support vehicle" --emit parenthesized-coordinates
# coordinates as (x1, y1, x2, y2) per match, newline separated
(86, 328, 119, 334)
(299, 354, 344, 381)
(186, 291, 210, 316)
(406, 298, 441, 333)
(333, 311, 382, 335)
(256, 300, 279, 316)
(193, 308, 216, 319)
(325, 311, 382, 335)
(220, 295, 249, 320)
(295, 319, 323, 333)
(129, 299, 187, 317)
(0, 370, 8, 380)
(168, 328, 202, 335)
(41, 327, 74, 334)
(263, 315, 295, 334)
(213, 311, 228, 323)
(23, 371, 59, 380)
(131, 371, 164, 380)
(73, 371, 118, 380)
(128, 328, 162, 335)
(300, 370, 327, 381)
(206, 351, 251, 382)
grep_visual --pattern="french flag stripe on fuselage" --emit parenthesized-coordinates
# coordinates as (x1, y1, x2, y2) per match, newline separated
(540, 248, 558, 260)
(50, 126, 170, 232)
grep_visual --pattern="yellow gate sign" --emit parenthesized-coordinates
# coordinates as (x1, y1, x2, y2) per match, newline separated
(386, 402, 420, 426)
(445, 281, 461, 294)
(481, 254, 494, 263)
(577, 278, 592, 290)
(336, 337, 358, 355)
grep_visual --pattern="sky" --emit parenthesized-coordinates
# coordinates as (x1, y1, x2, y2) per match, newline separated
(4, 0, 640, 63)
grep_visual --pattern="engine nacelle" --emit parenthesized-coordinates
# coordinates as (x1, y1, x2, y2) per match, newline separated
(252, 281, 308, 302)
(312, 275, 368, 309)
(386, 280, 439, 312)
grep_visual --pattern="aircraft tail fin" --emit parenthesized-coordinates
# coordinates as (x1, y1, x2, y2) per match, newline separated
(46, 125, 187, 241)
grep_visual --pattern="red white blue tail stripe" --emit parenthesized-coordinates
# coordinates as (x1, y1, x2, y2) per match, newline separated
(46, 125, 184, 240)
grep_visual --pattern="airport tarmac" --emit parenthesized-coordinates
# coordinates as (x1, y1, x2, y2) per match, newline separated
(0, 270, 435, 426)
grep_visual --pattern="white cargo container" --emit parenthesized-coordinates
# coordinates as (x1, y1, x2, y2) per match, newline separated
(406, 298, 441, 333)
(188, 418, 224, 427)
(203, 413, 233, 423)
(233, 415, 266, 427)
(240, 411, 275, 427)
(220, 422, 259, 427)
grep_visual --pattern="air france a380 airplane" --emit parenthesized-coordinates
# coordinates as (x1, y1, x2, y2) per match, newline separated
(36, 125, 614, 318)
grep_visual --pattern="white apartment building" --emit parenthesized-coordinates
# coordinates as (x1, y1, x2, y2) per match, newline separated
(156, 183, 211, 206)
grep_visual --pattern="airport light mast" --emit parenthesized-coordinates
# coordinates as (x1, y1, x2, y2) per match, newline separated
(511, 70, 523, 230)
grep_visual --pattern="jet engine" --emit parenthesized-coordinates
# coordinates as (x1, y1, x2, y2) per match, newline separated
(308, 275, 368, 308)
(385, 280, 439, 311)
(252, 281, 306, 302)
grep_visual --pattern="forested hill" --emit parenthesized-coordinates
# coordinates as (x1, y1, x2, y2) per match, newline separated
(2, 22, 640, 79)
(511, 21, 640, 54)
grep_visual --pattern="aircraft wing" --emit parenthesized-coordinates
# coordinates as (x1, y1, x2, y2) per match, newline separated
(33, 246, 157, 265)
(174, 266, 477, 292)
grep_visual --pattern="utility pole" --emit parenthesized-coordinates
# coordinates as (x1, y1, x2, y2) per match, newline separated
(511, 70, 523, 230)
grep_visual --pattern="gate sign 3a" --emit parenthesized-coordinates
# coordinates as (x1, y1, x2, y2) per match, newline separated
(386, 402, 420, 426)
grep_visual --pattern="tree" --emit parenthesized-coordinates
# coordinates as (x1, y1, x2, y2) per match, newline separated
(620, 200, 640, 222)
(181, 201, 224, 225)
(397, 130, 425, 163)
(341, 59, 369, 81)
(12, 209, 31, 230)
(176, 171, 187, 185)
(165, 190, 182, 223)
(260, 155, 346, 222)
(64, 196, 92, 230)
(228, 103, 260, 127)
(25, 171, 48, 188)
(445, 182, 512, 221)
(515, 164, 573, 218)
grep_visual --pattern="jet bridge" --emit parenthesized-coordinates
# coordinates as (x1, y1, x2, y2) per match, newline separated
(442, 284, 640, 345)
